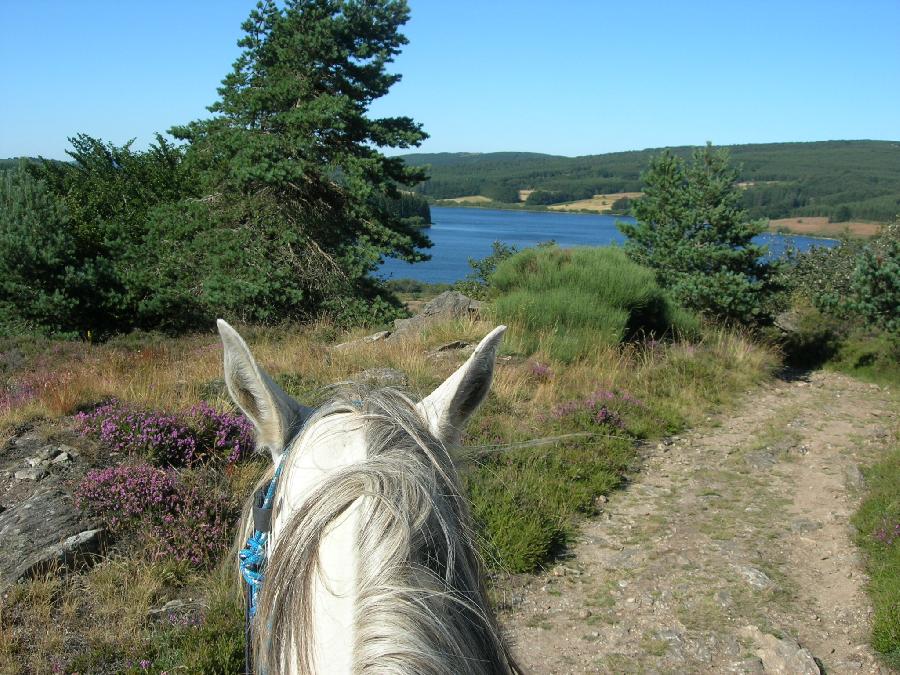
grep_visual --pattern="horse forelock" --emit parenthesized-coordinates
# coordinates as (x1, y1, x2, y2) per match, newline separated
(241, 384, 520, 674)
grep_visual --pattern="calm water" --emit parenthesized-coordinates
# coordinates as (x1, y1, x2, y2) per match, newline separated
(378, 206, 837, 284)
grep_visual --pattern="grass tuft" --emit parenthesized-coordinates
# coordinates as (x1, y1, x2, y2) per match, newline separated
(489, 246, 699, 362)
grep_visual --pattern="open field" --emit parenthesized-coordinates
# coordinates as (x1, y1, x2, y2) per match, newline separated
(768, 217, 883, 238)
(548, 192, 643, 213)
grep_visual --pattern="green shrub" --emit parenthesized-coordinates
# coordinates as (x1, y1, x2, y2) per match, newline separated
(846, 223, 899, 333)
(0, 167, 120, 337)
(454, 241, 519, 301)
(489, 246, 699, 361)
(780, 222, 898, 379)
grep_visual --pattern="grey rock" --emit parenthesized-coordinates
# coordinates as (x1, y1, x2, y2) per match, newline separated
(745, 451, 778, 471)
(737, 566, 776, 591)
(845, 465, 865, 491)
(790, 518, 822, 534)
(774, 310, 801, 334)
(149, 598, 192, 616)
(388, 291, 482, 340)
(726, 657, 766, 674)
(57, 444, 80, 458)
(14, 466, 47, 481)
(51, 452, 72, 464)
(333, 330, 391, 351)
(35, 445, 59, 461)
(13, 431, 44, 452)
(0, 487, 103, 590)
(433, 340, 471, 352)
(352, 367, 409, 388)
(740, 626, 820, 674)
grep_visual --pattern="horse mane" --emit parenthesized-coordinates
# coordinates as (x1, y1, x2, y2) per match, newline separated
(241, 384, 521, 674)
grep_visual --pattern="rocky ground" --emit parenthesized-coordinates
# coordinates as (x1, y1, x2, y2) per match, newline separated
(0, 425, 102, 593)
(497, 370, 897, 674)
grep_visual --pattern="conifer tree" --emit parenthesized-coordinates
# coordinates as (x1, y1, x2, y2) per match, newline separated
(172, 0, 429, 324)
(619, 144, 779, 323)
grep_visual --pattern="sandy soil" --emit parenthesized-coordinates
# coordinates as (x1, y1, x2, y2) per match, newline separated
(498, 370, 897, 673)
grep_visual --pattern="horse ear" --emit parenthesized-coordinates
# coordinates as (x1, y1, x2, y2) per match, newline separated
(217, 319, 312, 461)
(416, 325, 507, 445)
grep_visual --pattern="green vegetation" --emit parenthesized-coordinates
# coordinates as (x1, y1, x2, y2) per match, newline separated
(454, 240, 519, 300)
(383, 278, 452, 300)
(780, 222, 899, 384)
(489, 246, 699, 362)
(1, 0, 432, 337)
(619, 144, 781, 324)
(402, 140, 900, 222)
(852, 445, 900, 667)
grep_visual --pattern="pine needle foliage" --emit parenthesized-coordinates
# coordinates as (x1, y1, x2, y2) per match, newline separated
(171, 0, 430, 326)
(619, 144, 781, 324)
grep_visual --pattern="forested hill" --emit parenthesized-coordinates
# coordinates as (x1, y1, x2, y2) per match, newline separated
(400, 140, 900, 222)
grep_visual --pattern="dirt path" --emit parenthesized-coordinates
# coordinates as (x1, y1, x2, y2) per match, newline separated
(498, 370, 897, 674)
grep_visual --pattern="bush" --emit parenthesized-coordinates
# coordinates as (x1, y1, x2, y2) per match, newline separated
(0, 167, 119, 337)
(75, 464, 235, 568)
(489, 246, 699, 361)
(454, 241, 519, 300)
(846, 223, 899, 333)
(76, 399, 254, 467)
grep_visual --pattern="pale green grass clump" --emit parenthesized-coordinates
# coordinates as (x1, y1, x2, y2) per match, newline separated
(490, 246, 700, 361)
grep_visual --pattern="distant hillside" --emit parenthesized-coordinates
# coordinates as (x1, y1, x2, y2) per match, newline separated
(400, 140, 900, 222)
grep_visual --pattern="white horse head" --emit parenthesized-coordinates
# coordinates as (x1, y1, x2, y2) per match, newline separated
(218, 320, 520, 674)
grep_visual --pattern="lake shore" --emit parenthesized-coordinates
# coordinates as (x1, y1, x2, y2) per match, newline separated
(431, 200, 880, 239)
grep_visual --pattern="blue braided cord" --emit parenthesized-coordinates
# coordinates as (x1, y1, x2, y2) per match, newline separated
(240, 462, 283, 618)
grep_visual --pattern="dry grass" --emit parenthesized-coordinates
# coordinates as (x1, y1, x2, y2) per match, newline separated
(0, 317, 777, 670)
(1, 317, 774, 443)
(768, 216, 882, 238)
(547, 192, 643, 213)
(0, 557, 182, 673)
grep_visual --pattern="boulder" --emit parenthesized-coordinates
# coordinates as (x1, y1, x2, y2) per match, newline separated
(740, 626, 820, 674)
(0, 486, 104, 590)
(388, 291, 482, 341)
(333, 330, 391, 351)
(352, 368, 409, 388)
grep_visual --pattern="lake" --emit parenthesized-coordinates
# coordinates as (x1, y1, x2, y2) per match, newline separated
(378, 206, 838, 284)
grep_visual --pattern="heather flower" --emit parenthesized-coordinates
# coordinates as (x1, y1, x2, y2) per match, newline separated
(76, 399, 254, 467)
(528, 361, 553, 381)
(547, 387, 649, 430)
(76, 463, 235, 568)
(873, 520, 900, 546)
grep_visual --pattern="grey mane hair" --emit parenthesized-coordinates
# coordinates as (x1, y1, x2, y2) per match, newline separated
(241, 383, 522, 674)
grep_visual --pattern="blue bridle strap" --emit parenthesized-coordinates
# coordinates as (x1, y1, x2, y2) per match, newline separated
(241, 459, 283, 675)
(239, 460, 282, 618)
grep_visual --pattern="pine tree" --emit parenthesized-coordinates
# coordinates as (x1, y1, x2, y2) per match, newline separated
(172, 0, 429, 325)
(618, 144, 779, 323)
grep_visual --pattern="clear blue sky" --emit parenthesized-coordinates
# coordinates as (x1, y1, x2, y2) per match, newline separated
(2, 0, 898, 160)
